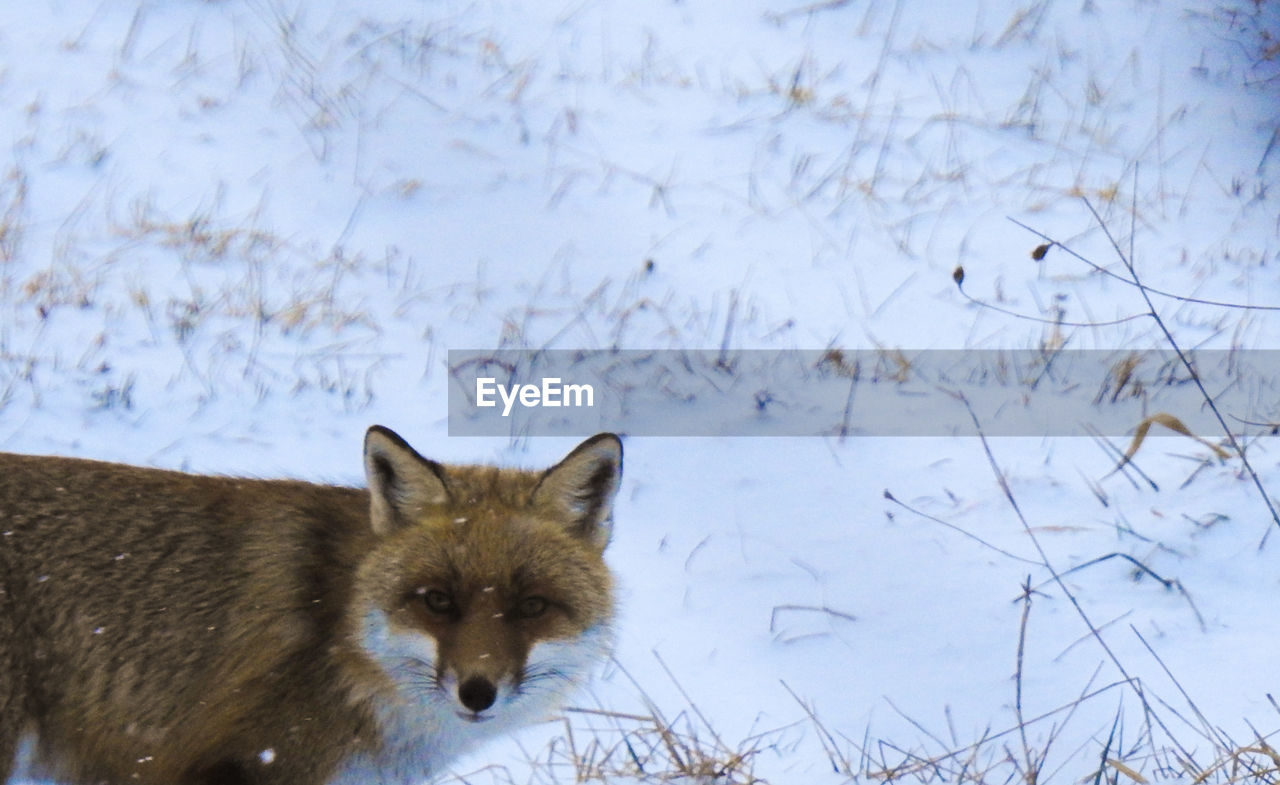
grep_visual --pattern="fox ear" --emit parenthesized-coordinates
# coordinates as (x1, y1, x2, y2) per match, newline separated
(364, 426, 450, 536)
(531, 433, 623, 551)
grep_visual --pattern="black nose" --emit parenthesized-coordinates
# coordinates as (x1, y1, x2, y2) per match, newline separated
(458, 676, 497, 712)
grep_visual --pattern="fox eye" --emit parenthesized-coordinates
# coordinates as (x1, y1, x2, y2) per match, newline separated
(516, 596, 549, 619)
(422, 590, 455, 615)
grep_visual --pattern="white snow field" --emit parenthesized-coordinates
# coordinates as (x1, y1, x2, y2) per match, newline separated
(1, 0, 1277, 782)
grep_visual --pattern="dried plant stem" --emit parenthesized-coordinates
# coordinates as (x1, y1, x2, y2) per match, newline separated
(958, 393, 1204, 774)
(1079, 197, 1280, 546)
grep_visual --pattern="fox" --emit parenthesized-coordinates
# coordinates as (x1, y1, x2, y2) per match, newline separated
(0, 426, 623, 785)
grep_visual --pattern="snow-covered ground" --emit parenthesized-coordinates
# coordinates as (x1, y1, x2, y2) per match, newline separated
(1, 0, 1277, 782)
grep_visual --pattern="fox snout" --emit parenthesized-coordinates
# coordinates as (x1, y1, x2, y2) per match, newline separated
(431, 596, 536, 718)
(457, 676, 497, 714)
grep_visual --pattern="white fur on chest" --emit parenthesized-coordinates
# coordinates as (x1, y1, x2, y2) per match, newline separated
(326, 706, 493, 785)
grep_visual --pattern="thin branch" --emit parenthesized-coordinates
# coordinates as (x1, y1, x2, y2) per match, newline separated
(1014, 576, 1044, 783)
(1007, 215, 1280, 312)
(1079, 197, 1280, 545)
(954, 277, 1151, 327)
(884, 489, 1041, 565)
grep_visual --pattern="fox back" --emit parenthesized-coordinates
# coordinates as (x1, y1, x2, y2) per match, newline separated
(0, 427, 622, 785)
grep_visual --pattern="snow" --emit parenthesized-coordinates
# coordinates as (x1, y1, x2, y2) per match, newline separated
(1, 0, 1277, 783)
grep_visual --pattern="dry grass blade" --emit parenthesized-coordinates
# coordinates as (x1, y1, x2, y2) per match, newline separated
(1084, 423, 1158, 491)
(1110, 413, 1231, 476)
(1106, 756, 1149, 783)
(0, 168, 27, 263)
(769, 603, 857, 635)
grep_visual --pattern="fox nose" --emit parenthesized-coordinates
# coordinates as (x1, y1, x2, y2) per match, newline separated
(458, 676, 497, 713)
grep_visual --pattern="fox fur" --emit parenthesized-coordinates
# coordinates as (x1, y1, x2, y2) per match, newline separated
(0, 427, 622, 785)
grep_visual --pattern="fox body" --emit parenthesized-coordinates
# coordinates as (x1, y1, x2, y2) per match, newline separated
(0, 427, 622, 785)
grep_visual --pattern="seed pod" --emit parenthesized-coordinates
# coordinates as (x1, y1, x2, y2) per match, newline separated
(952, 266, 965, 286)
(1031, 243, 1051, 261)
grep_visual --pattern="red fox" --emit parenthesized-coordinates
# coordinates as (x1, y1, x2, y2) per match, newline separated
(0, 426, 622, 785)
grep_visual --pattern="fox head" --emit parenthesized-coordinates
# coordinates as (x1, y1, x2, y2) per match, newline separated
(350, 426, 621, 736)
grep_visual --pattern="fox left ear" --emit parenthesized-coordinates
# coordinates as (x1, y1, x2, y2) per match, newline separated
(531, 433, 623, 551)
(364, 426, 451, 536)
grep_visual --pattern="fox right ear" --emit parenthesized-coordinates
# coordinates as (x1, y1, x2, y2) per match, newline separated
(531, 433, 623, 552)
(363, 426, 451, 536)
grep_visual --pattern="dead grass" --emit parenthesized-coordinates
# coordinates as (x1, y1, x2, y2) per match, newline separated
(120, 207, 375, 336)
(0, 168, 27, 265)
(441, 672, 774, 785)
(1214, 1, 1280, 73)
(431, 676, 1280, 785)
(553, 705, 768, 784)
